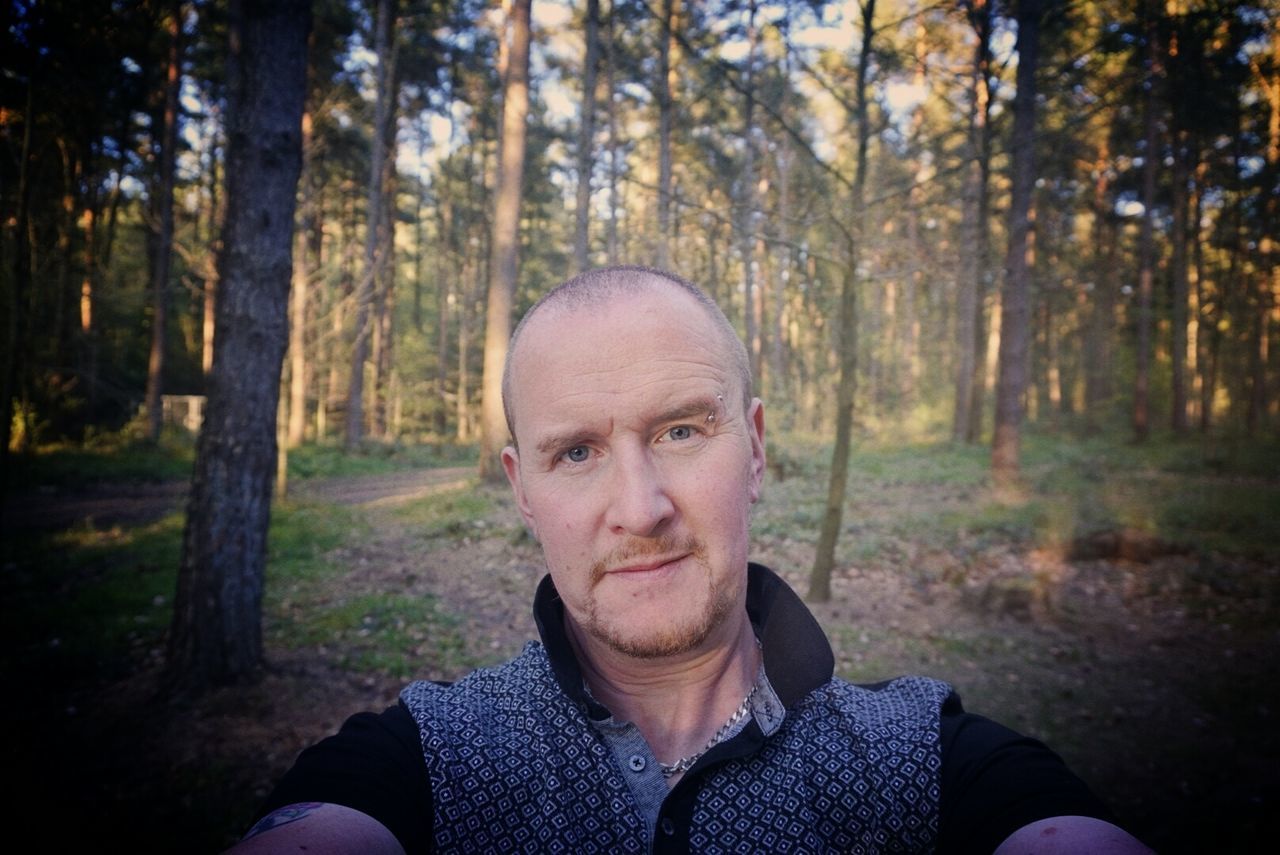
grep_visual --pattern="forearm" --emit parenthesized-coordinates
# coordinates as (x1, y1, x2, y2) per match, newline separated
(225, 802, 406, 855)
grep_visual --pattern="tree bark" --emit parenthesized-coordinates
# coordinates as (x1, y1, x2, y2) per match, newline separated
(656, 0, 677, 269)
(1133, 4, 1161, 442)
(345, 0, 396, 449)
(809, 0, 875, 603)
(739, 0, 760, 384)
(1170, 128, 1191, 433)
(953, 0, 991, 442)
(165, 0, 309, 697)
(287, 99, 315, 449)
(605, 1, 620, 265)
(990, 0, 1041, 484)
(144, 2, 182, 442)
(574, 0, 600, 272)
(478, 0, 531, 482)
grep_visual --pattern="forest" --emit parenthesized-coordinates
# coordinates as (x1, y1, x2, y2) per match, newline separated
(2, 0, 1279, 851)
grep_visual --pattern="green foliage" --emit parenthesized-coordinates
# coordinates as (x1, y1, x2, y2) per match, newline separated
(286, 441, 478, 479)
(0, 513, 184, 686)
(391, 484, 495, 539)
(6, 424, 196, 489)
(270, 592, 469, 679)
(1, 499, 372, 687)
(755, 431, 1280, 565)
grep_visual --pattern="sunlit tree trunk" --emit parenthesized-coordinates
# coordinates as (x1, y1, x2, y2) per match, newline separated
(656, 0, 677, 269)
(604, 1, 620, 265)
(345, 0, 395, 449)
(286, 95, 315, 449)
(1248, 30, 1279, 434)
(478, 0, 531, 481)
(574, 0, 600, 272)
(953, 0, 991, 442)
(1170, 128, 1191, 433)
(739, 0, 760, 384)
(166, 0, 309, 697)
(810, 0, 875, 604)
(144, 2, 182, 442)
(991, 0, 1041, 484)
(1084, 138, 1115, 433)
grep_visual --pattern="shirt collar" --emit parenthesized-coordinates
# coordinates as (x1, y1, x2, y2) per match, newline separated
(532, 562, 835, 712)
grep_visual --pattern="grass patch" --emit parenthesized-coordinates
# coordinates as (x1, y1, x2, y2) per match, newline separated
(7, 428, 196, 489)
(1, 513, 184, 686)
(2, 500, 370, 688)
(392, 485, 495, 539)
(270, 592, 469, 679)
(286, 441, 477, 480)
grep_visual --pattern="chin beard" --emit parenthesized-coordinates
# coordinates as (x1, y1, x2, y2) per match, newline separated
(585, 577, 737, 659)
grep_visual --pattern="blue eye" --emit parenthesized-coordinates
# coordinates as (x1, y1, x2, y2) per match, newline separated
(563, 446, 590, 463)
(667, 426, 693, 441)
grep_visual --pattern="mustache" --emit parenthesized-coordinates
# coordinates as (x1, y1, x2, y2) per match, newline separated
(589, 534, 704, 586)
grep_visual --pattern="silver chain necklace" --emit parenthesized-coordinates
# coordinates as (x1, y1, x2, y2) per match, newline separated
(658, 660, 765, 778)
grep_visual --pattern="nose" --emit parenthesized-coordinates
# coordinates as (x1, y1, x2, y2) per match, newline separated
(604, 446, 675, 537)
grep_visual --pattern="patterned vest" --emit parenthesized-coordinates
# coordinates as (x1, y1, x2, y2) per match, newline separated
(400, 643, 950, 853)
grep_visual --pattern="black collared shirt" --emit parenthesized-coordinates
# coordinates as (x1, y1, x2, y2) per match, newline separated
(259, 564, 1113, 853)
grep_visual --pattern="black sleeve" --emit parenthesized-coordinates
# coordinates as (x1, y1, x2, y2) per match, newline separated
(254, 702, 433, 854)
(936, 692, 1116, 854)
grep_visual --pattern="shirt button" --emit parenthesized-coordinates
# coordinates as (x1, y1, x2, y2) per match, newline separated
(628, 754, 646, 772)
(660, 817, 675, 836)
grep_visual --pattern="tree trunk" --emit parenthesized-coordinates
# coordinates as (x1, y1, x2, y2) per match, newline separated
(1084, 140, 1115, 433)
(991, 0, 1041, 484)
(656, 0, 677, 268)
(165, 0, 309, 697)
(478, 0, 531, 482)
(739, 0, 760, 385)
(1134, 5, 1161, 442)
(144, 2, 182, 442)
(287, 100, 315, 449)
(809, 0, 875, 604)
(953, 0, 991, 442)
(574, 0, 600, 272)
(1170, 128, 1190, 433)
(345, 0, 396, 449)
(605, 1, 620, 265)
(1248, 28, 1279, 433)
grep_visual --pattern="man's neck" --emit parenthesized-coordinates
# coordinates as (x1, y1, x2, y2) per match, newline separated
(567, 611, 761, 781)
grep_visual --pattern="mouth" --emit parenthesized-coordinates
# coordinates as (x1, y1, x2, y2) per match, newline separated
(605, 553, 690, 577)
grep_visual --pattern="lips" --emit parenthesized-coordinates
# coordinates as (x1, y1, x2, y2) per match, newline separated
(608, 554, 688, 575)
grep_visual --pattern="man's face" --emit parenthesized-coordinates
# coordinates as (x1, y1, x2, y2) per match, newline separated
(502, 285, 765, 661)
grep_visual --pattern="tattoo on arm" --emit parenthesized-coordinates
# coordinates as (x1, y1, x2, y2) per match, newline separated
(242, 802, 326, 841)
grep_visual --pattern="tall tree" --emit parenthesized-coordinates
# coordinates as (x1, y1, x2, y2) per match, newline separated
(1133, 1, 1161, 442)
(990, 0, 1042, 483)
(143, 1, 183, 442)
(345, 0, 397, 449)
(574, 0, 601, 272)
(478, 0, 532, 482)
(656, 0, 677, 269)
(809, 0, 875, 604)
(165, 0, 310, 696)
(953, 0, 993, 443)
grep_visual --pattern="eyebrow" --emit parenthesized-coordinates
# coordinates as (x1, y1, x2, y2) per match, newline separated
(531, 394, 723, 457)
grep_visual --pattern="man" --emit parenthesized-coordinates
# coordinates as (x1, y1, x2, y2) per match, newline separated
(232, 267, 1151, 853)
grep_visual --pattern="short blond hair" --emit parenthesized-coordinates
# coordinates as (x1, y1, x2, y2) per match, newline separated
(502, 266, 753, 445)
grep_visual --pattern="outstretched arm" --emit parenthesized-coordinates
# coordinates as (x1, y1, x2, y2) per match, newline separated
(225, 802, 405, 855)
(994, 816, 1154, 854)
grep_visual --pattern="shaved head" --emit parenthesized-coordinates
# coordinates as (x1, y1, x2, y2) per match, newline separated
(502, 266, 752, 445)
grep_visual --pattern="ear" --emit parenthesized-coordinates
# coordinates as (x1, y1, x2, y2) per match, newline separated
(746, 398, 766, 504)
(501, 445, 539, 540)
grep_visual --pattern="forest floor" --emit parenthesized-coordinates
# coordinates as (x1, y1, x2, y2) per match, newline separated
(3, 439, 1278, 853)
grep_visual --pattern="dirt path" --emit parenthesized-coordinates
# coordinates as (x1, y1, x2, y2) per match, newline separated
(3, 466, 473, 530)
